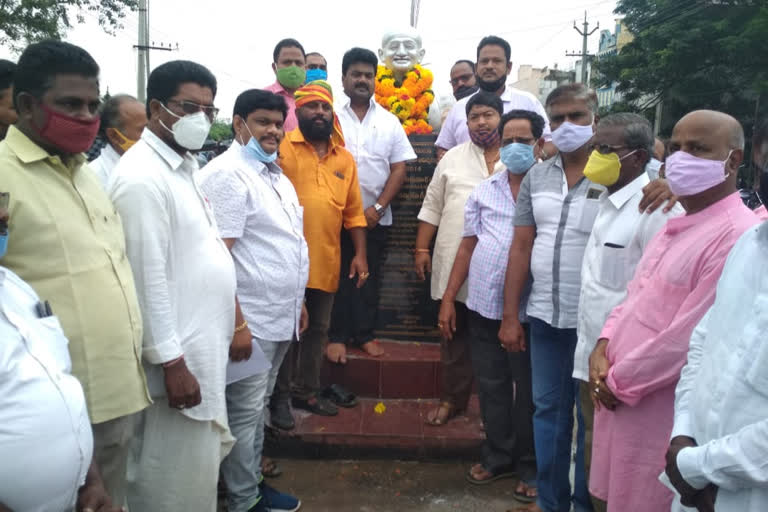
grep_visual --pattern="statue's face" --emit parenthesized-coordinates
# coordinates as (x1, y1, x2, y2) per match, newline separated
(379, 35, 425, 73)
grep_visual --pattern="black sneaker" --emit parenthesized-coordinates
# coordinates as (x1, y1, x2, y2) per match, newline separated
(291, 395, 338, 416)
(270, 401, 295, 431)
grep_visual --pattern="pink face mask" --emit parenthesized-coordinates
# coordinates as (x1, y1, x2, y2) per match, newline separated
(34, 103, 101, 154)
(664, 150, 732, 197)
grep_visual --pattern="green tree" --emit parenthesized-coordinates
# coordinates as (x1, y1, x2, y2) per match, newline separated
(0, 0, 137, 51)
(209, 120, 232, 142)
(595, 0, 768, 140)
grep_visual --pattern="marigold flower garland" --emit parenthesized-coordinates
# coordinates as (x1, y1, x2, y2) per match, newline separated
(375, 64, 435, 135)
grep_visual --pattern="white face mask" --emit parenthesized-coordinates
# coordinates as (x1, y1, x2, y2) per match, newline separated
(160, 104, 211, 150)
(551, 119, 594, 153)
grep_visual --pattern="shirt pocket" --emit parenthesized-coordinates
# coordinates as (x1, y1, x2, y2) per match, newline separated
(320, 170, 348, 210)
(33, 315, 72, 373)
(576, 197, 601, 233)
(597, 245, 630, 289)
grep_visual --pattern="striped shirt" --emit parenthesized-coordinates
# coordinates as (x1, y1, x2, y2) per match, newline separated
(463, 170, 526, 321)
(515, 156, 603, 329)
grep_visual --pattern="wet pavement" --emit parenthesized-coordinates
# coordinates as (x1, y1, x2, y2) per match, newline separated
(255, 458, 526, 512)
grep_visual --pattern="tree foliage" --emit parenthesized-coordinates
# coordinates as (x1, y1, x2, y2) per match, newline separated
(595, 0, 768, 138)
(0, 0, 137, 51)
(209, 120, 233, 142)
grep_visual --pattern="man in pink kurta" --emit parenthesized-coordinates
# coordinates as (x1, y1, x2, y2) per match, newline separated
(587, 111, 760, 511)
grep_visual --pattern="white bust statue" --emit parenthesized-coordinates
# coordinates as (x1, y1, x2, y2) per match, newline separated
(378, 27, 442, 132)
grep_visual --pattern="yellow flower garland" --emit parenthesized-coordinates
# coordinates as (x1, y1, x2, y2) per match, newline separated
(374, 64, 435, 135)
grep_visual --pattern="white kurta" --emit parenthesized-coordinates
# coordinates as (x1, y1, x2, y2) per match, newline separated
(111, 129, 237, 510)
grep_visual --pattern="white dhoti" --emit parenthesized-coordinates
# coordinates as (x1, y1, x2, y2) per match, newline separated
(127, 401, 234, 511)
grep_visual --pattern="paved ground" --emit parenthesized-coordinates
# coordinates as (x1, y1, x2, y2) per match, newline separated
(257, 459, 527, 512)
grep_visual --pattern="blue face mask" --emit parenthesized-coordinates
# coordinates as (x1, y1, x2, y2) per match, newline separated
(305, 68, 328, 83)
(240, 122, 278, 163)
(501, 142, 536, 174)
(0, 230, 7, 260)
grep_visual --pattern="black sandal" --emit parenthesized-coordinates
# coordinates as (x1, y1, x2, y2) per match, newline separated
(292, 395, 338, 416)
(320, 384, 358, 408)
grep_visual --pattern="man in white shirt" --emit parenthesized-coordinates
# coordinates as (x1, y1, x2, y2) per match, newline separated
(326, 47, 416, 366)
(435, 36, 554, 161)
(574, 113, 683, 511)
(90, 94, 147, 190)
(200, 89, 306, 512)
(111, 60, 239, 512)
(664, 220, 767, 512)
(0, 207, 119, 512)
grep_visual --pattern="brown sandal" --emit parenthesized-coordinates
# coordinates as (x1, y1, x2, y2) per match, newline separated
(425, 401, 460, 426)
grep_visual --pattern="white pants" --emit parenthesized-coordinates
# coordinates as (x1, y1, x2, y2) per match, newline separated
(127, 401, 233, 512)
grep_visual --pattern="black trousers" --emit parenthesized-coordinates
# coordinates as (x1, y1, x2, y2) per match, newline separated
(468, 310, 536, 479)
(328, 224, 388, 346)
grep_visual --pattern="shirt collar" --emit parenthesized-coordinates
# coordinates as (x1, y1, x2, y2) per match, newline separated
(606, 172, 650, 209)
(3, 125, 86, 170)
(141, 128, 187, 172)
(665, 191, 744, 235)
(499, 86, 515, 103)
(99, 143, 121, 166)
(232, 141, 283, 175)
(342, 95, 377, 114)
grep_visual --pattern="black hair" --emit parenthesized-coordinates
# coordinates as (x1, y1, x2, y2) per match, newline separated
(145, 60, 217, 118)
(498, 109, 546, 139)
(233, 89, 288, 122)
(13, 40, 99, 109)
(545, 83, 599, 114)
(342, 47, 378, 76)
(273, 38, 306, 63)
(306, 52, 326, 61)
(466, 91, 503, 117)
(477, 36, 511, 63)
(0, 59, 15, 91)
(98, 94, 138, 136)
(452, 59, 475, 73)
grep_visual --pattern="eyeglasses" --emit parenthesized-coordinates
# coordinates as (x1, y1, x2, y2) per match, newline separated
(590, 143, 628, 155)
(166, 99, 219, 120)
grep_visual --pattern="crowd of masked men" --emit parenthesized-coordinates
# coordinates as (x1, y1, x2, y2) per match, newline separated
(1, 33, 767, 512)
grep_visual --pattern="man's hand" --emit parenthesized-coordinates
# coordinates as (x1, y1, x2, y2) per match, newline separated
(414, 251, 431, 281)
(594, 380, 619, 410)
(300, 302, 309, 334)
(77, 464, 124, 512)
(498, 317, 526, 352)
(364, 206, 381, 230)
(229, 324, 252, 362)
(349, 254, 369, 289)
(691, 484, 718, 512)
(438, 299, 457, 341)
(665, 436, 701, 506)
(589, 339, 617, 410)
(163, 358, 201, 410)
(640, 178, 678, 213)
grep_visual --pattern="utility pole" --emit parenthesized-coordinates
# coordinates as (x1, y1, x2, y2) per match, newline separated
(410, 0, 421, 28)
(566, 12, 599, 85)
(134, 0, 176, 101)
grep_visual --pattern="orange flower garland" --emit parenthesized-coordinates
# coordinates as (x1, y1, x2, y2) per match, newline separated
(375, 64, 435, 135)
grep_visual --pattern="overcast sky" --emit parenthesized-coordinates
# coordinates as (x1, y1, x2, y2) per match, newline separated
(2, 0, 620, 117)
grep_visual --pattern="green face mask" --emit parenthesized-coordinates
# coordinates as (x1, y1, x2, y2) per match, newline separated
(276, 65, 306, 89)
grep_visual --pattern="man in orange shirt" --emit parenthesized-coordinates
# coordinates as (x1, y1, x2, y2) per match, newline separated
(271, 80, 369, 424)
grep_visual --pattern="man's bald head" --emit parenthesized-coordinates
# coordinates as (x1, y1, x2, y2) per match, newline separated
(673, 110, 744, 151)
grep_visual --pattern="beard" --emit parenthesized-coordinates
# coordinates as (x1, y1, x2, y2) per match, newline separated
(454, 85, 479, 100)
(298, 115, 333, 142)
(477, 75, 506, 93)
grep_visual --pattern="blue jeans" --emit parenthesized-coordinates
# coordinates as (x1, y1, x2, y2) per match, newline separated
(220, 338, 292, 512)
(529, 317, 591, 512)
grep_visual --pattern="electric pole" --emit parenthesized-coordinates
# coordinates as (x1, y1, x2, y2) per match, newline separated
(134, 0, 176, 101)
(566, 12, 599, 85)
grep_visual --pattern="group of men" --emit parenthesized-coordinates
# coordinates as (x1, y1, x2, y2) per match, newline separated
(1, 30, 768, 512)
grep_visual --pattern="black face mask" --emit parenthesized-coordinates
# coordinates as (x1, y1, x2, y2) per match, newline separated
(298, 115, 332, 142)
(477, 75, 506, 93)
(454, 85, 479, 100)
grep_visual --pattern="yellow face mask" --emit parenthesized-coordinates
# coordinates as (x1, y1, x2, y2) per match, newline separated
(583, 149, 637, 186)
(111, 128, 138, 153)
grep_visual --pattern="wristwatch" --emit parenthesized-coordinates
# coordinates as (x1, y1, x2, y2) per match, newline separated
(374, 203, 385, 217)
